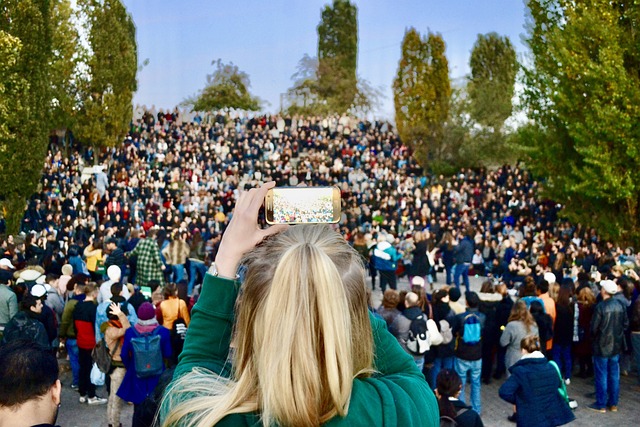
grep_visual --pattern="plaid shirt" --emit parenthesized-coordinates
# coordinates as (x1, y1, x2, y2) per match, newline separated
(130, 238, 164, 286)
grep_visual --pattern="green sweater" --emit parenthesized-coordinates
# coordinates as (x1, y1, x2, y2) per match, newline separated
(161, 273, 439, 426)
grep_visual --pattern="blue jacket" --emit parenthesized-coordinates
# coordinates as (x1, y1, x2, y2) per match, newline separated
(372, 241, 402, 272)
(117, 324, 172, 404)
(499, 354, 575, 427)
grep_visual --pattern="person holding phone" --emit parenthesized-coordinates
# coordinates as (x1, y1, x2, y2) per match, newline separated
(159, 182, 438, 427)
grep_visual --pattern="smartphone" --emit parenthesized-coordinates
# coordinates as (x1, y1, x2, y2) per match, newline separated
(265, 186, 341, 224)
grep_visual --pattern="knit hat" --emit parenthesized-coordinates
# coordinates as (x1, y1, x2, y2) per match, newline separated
(137, 302, 155, 321)
(107, 265, 121, 282)
(411, 276, 425, 287)
(543, 272, 556, 285)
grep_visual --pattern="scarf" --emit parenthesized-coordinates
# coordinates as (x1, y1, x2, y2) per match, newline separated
(135, 318, 159, 334)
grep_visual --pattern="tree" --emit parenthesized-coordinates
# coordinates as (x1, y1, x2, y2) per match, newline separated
(75, 0, 137, 150)
(184, 59, 261, 112)
(0, 0, 53, 235)
(317, 0, 358, 113)
(468, 32, 517, 130)
(49, 0, 82, 137)
(523, 0, 640, 245)
(393, 28, 451, 171)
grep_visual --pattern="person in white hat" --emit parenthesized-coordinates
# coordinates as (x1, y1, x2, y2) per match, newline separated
(97, 265, 130, 304)
(0, 263, 18, 333)
(588, 279, 628, 413)
(0, 258, 15, 284)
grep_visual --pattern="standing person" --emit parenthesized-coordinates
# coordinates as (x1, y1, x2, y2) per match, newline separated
(104, 237, 126, 274)
(391, 291, 430, 371)
(59, 282, 85, 390)
(500, 300, 539, 374)
(431, 289, 456, 387)
(588, 280, 628, 413)
(103, 302, 131, 427)
(453, 291, 486, 415)
(498, 336, 575, 427)
(129, 229, 165, 288)
(84, 237, 105, 281)
(538, 274, 557, 353)
(187, 230, 207, 296)
(630, 278, 640, 388)
(1, 294, 49, 349)
(574, 287, 596, 378)
(162, 231, 189, 284)
(0, 263, 18, 339)
(494, 282, 514, 380)
(478, 281, 502, 385)
(436, 369, 484, 427)
(375, 289, 401, 328)
(156, 282, 190, 366)
(439, 231, 456, 286)
(411, 231, 431, 290)
(158, 182, 438, 426)
(72, 283, 107, 405)
(95, 282, 137, 340)
(530, 301, 554, 359)
(372, 233, 402, 292)
(453, 228, 474, 292)
(118, 302, 172, 427)
(552, 287, 575, 385)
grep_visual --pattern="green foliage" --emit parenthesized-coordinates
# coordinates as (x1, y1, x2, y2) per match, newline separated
(393, 28, 451, 172)
(75, 0, 138, 149)
(0, 0, 53, 235)
(523, 0, 640, 245)
(316, 0, 358, 113)
(468, 32, 517, 129)
(184, 59, 261, 112)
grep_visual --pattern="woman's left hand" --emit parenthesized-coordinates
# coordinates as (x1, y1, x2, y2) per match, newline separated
(214, 181, 288, 278)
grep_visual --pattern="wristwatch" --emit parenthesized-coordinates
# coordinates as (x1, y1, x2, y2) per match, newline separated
(208, 262, 237, 280)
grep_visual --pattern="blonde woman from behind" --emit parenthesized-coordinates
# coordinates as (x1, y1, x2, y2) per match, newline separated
(159, 182, 438, 427)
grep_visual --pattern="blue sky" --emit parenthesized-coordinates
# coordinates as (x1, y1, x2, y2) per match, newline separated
(122, 0, 528, 118)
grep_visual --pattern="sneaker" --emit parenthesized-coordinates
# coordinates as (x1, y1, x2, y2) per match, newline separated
(70, 383, 79, 390)
(564, 378, 571, 385)
(507, 413, 517, 423)
(87, 396, 107, 405)
(78, 395, 87, 404)
(587, 403, 605, 413)
(608, 406, 618, 412)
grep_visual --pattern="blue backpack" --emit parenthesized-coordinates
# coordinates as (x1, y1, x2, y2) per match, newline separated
(461, 313, 481, 345)
(131, 326, 164, 378)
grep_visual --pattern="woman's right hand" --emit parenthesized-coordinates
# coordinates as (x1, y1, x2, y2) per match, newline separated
(214, 181, 288, 278)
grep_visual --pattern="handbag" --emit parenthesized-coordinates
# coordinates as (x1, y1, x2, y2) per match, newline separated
(549, 360, 577, 408)
(92, 336, 121, 374)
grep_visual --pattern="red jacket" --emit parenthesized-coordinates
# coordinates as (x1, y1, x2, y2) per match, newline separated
(73, 300, 97, 350)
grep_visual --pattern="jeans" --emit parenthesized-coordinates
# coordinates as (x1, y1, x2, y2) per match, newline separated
(379, 270, 397, 291)
(453, 263, 470, 290)
(414, 356, 425, 373)
(552, 344, 572, 380)
(455, 358, 482, 414)
(632, 332, 640, 384)
(66, 338, 80, 387)
(593, 354, 620, 408)
(171, 264, 185, 283)
(431, 356, 455, 388)
(445, 265, 453, 285)
(188, 259, 207, 296)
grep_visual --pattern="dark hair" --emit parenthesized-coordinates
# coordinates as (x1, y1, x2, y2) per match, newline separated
(529, 300, 544, 315)
(148, 280, 161, 293)
(537, 280, 549, 294)
(164, 282, 177, 299)
(20, 294, 39, 312)
(465, 291, 480, 308)
(556, 286, 573, 308)
(110, 282, 123, 297)
(436, 369, 462, 419)
(0, 339, 58, 407)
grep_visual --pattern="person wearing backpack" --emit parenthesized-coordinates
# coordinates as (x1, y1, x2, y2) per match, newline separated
(391, 291, 431, 371)
(431, 289, 456, 388)
(118, 301, 171, 427)
(102, 302, 130, 427)
(452, 291, 486, 415)
(436, 369, 484, 427)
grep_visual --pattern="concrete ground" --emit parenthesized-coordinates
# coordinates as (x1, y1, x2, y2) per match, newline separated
(56, 273, 640, 426)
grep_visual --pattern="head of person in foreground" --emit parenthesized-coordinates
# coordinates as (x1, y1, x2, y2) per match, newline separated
(163, 224, 374, 426)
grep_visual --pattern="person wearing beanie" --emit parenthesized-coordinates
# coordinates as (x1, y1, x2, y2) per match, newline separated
(118, 301, 171, 424)
(448, 287, 465, 315)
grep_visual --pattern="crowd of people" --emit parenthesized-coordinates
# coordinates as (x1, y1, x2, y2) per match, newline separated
(0, 109, 639, 426)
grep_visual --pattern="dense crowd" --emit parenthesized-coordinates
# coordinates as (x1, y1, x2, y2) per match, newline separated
(0, 109, 639, 426)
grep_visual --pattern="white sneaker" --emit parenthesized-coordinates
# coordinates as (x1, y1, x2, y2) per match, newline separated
(78, 395, 87, 403)
(87, 396, 107, 405)
(565, 379, 571, 385)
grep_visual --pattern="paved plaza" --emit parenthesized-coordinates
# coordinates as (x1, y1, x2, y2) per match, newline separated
(56, 274, 640, 426)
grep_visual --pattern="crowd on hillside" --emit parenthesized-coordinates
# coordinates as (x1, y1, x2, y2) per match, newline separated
(0, 109, 639, 426)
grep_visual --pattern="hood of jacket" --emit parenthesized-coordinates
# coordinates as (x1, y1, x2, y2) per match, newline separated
(478, 292, 503, 302)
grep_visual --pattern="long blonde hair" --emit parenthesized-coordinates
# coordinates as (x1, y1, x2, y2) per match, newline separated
(161, 225, 374, 427)
(508, 300, 536, 333)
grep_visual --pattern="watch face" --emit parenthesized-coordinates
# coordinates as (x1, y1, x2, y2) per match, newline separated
(208, 263, 218, 276)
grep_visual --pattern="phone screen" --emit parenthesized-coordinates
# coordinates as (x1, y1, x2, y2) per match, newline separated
(265, 187, 341, 224)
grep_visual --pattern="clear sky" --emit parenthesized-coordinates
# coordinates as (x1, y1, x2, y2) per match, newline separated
(122, 0, 528, 118)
